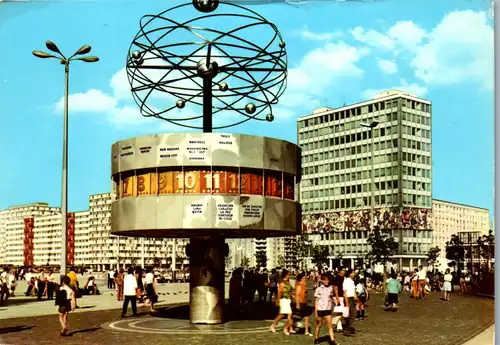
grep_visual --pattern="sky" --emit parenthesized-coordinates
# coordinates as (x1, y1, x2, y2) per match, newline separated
(0, 0, 494, 220)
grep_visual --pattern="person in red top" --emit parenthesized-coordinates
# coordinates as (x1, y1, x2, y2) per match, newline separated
(295, 273, 313, 337)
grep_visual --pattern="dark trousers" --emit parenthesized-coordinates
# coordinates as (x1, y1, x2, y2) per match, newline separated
(122, 295, 137, 316)
(37, 282, 45, 300)
(47, 282, 54, 300)
(108, 278, 114, 289)
(344, 297, 356, 332)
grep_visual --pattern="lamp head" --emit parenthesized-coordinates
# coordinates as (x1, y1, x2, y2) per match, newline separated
(75, 45, 91, 56)
(77, 56, 99, 63)
(45, 41, 61, 54)
(32, 50, 58, 59)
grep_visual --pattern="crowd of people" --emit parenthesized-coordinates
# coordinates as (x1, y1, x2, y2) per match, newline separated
(227, 264, 489, 345)
(0, 263, 490, 339)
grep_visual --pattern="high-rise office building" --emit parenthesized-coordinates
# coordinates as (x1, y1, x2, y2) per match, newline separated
(298, 90, 433, 270)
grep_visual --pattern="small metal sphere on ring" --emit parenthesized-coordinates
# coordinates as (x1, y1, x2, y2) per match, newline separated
(245, 103, 256, 114)
(193, 0, 219, 12)
(176, 100, 186, 109)
(219, 82, 229, 92)
(266, 113, 274, 122)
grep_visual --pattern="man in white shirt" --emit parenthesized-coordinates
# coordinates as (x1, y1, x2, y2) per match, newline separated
(122, 267, 138, 318)
(342, 269, 358, 336)
(108, 269, 115, 290)
(144, 267, 157, 312)
(417, 266, 427, 299)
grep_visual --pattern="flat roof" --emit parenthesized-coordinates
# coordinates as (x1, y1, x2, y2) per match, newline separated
(298, 90, 431, 122)
(433, 199, 489, 212)
(7, 202, 52, 210)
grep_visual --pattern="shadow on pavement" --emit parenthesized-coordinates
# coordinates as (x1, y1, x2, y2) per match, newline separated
(69, 327, 100, 336)
(0, 326, 35, 334)
(153, 301, 278, 322)
(1, 298, 50, 307)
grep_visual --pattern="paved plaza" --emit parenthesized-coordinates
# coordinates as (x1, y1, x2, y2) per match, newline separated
(0, 279, 494, 345)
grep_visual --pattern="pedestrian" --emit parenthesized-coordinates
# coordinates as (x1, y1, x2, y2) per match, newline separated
(108, 269, 115, 289)
(229, 268, 243, 316)
(386, 273, 401, 309)
(7, 270, 17, 297)
(411, 268, 419, 298)
(417, 265, 427, 298)
(116, 269, 124, 301)
(56, 275, 76, 336)
(46, 270, 55, 300)
(294, 272, 313, 337)
(342, 269, 358, 336)
(313, 273, 336, 345)
(66, 267, 80, 308)
(269, 269, 295, 335)
(122, 267, 138, 318)
(257, 269, 269, 302)
(355, 277, 368, 320)
(268, 269, 278, 303)
(144, 267, 157, 312)
(443, 269, 453, 301)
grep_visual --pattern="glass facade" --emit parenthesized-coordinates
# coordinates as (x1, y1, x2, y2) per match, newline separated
(297, 93, 433, 264)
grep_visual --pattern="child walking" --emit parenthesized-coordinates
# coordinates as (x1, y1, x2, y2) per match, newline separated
(56, 276, 76, 336)
(314, 274, 336, 345)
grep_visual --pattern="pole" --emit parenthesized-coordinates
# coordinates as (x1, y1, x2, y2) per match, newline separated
(60, 62, 69, 277)
(116, 236, 120, 271)
(141, 237, 145, 269)
(370, 128, 375, 231)
(202, 77, 213, 132)
(172, 239, 177, 282)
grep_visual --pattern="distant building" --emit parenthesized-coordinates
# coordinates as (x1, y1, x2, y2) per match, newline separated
(0, 195, 188, 270)
(432, 199, 490, 259)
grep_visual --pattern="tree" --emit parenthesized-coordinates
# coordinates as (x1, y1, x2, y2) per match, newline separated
(477, 230, 495, 271)
(295, 232, 313, 270)
(445, 234, 465, 278)
(255, 250, 267, 269)
(311, 245, 329, 268)
(240, 256, 250, 268)
(426, 246, 441, 271)
(365, 230, 399, 291)
(225, 252, 232, 268)
(277, 255, 285, 268)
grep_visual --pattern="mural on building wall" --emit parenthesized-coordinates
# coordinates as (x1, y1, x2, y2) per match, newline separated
(23, 217, 34, 266)
(302, 207, 432, 233)
(67, 213, 75, 265)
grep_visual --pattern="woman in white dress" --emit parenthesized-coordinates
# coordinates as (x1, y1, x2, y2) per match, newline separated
(443, 269, 453, 301)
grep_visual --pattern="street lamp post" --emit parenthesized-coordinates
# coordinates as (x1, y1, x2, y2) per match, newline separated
(360, 121, 379, 232)
(33, 42, 99, 277)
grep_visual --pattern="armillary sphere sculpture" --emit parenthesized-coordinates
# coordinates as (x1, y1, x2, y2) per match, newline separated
(125, 0, 287, 131)
(111, 0, 300, 326)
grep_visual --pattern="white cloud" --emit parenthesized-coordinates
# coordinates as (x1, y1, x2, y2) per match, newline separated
(290, 42, 369, 94)
(377, 59, 397, 74)
(351, 11, 493, 90)
(388, 21, 426, 51)
(361, 79, 428, 100)
(293, 25, 342, 41)
(411, 10, 493, 89)
(350, 27, 394, 50)
(55, 89, 117, 113)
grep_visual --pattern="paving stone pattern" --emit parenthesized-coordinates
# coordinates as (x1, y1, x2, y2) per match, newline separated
(0, 292, 493, 345)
